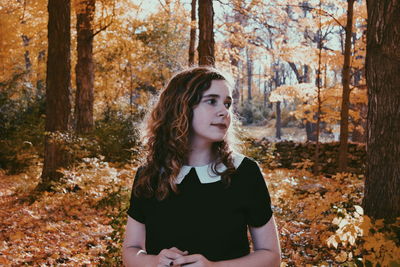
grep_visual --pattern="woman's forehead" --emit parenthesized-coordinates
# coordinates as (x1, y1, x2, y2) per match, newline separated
(202, 80, 232, 97)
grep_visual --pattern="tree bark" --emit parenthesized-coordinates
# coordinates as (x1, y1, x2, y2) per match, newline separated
(272, 63, 284, 139)
(313, 1, 325, 175)
(352, 72, 367, 143)
(351, 100, 367, 142)
(21, 35, 32, 71)
(263, 80, 268, 108)
(313, 24, 323, 175)
(38, 0, 72, 191)
(246, 47, 253, 101)
(232, 63, 241, 114)
(338, 0, 355, 171)
(197, 0, 215, 66)
(363, 0, 400, 219)
(188, 0, 196, 66)
(75, 0, 95, 134)
(228, 10, 245, 113)
(36, 50, 46, 98)
(276, 101, 281, 139)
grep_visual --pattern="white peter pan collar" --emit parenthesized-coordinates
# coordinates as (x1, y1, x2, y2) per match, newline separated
(175, 152, 245, 184)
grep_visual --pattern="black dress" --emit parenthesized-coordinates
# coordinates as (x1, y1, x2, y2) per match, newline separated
(127, 157, 273, 262)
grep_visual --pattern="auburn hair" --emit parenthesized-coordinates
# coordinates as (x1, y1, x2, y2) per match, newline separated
(134, 66, 239, 201)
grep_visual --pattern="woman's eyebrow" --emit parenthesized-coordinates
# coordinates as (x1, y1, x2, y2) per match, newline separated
(202, 94, 232, 100)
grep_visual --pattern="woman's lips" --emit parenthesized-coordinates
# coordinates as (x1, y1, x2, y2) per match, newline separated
(211, 124, 227, 129)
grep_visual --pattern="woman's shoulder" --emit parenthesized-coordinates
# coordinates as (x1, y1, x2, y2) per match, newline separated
(232, 152, 260, 171)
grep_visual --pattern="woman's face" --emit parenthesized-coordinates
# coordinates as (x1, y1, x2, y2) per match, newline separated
(190, 79, 232, 146)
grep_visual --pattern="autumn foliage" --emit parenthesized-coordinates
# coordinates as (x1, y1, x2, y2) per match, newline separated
(1, 139, 399, 266)
(1, 0, 399, 266)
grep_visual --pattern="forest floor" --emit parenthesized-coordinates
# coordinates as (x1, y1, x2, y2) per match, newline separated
(0, 166, 116, 265)
(0, 143, 397, 266)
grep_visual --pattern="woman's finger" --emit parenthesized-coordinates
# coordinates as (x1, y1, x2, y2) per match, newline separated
(172, 254, 199, 265)
(169, 247, 189, 255)
(158, 256, 173, 266)
(163, 250, 186, 260)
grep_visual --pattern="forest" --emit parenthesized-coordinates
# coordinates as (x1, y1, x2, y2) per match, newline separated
(0, 0, 399, 266)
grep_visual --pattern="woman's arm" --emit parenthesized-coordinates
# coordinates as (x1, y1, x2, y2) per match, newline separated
(172, 215, 281, 267)
(122, 216, 188, 267)
(122, 216, 158, 267)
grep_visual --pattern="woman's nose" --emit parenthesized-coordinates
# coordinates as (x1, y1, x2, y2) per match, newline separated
(217, 106, 228, 117)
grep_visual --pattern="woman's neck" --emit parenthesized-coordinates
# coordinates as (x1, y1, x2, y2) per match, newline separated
(187, 141, 214, 167)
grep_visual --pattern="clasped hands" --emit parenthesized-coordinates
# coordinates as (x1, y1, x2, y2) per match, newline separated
(156, 247, 216, 267)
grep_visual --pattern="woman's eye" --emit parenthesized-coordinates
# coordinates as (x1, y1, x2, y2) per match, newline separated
(206, 99, 217, 105)
(224, 102, 232, 108)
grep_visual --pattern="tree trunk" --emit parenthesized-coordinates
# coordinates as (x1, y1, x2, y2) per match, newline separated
(314, 63, 322, 175)
(232, 64, 241, 114)
(263, 80, 267, 108)
(276, 101, 281, 139)
(75, 0, 95, 134)
(37, 0, 72, 191)
(228, 10, 245, 113)
(338, 0, 355, 171)
(363, 0, 400, 219)
(272, 63, 284, 139)
(313, 3, 323, 175)
(352, 71, 367, 143)
(246, 47, 253, 101)
(36, 50, 46, 97)
(188, 0, 196, 66)
(197, 0, 215, 66)
(351, 101, 367, 143)
(305, 122, 317, 141)
(21, 35, 32, 71)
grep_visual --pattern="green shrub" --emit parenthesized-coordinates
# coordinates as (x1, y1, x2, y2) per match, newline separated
(237, 99, 272, 125)
(0, 89, 45, 174)
(94, 108, 144, 164)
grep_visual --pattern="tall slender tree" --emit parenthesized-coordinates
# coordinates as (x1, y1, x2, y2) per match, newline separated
(37, 0, 72, 191)
(198, 0, 215, 66)
(75, 0, 95, 134)
(272, 62, 285, 140)
(226, 6, 247, 113)
(338, 0, 355, 171)
(363, 0, 400, 219)
(246, 47, 253, 101)
(188, 0, 196, 66)
(313, 4, 323, 175)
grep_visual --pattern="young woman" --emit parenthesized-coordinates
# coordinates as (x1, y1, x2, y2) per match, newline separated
(122, 66, 281, 267)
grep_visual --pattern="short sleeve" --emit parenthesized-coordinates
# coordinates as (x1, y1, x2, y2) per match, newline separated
(244, 160, 273, 227)
(127, 167, 146, 223)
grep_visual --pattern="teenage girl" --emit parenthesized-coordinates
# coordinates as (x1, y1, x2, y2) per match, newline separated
(122, 66, 281, 267)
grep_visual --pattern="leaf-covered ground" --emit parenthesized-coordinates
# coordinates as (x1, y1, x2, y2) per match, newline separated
(0, 160, 135, 266)
(0, 156, 398, 266)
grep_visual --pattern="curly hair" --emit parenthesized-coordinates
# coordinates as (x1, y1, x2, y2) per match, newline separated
(134, 66, 240, 201)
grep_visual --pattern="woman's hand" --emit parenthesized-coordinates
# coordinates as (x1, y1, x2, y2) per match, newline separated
(156, 247, 189, 267)
(171, 254, 216, 267)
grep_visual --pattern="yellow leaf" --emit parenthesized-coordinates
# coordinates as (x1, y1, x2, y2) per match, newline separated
(338, 218, 348, 228)
(335, 251, 347, 262)
(45, 225, 57, 232)
(0, 256, 10, 265)
(327, 235, 338, 249)
(9, 231, 24, 241)
(354, 205, 363, 215)
(349, 235, 356, 246)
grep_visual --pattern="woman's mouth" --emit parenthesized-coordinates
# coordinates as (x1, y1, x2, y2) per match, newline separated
(211, 123, 227, 130)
